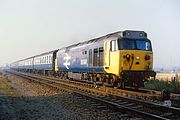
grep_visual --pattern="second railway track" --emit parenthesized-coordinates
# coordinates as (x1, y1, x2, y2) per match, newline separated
(6, 70, 180, 120)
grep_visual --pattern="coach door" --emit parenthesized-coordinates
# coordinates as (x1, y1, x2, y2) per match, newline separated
(104, 40, 110, 71)
(104, 40, 120, 76)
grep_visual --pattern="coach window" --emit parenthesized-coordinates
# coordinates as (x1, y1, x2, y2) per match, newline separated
(46, 56, 48, 63)
(51, 56, 53, 63)
(110, 40, 118, 51)
(49, 55, 50, 63)
(88, 49, 93, 66)
(93, 48, 98, 66)
(44, 57, 45, 64)
(49, 55, 51, 63)
(47, 56, 49, 63)
(99, 47, 104, 66)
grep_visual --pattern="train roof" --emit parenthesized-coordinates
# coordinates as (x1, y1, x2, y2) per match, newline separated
(60, 31, 123, 50)
(33, 49, 58, 58)
(60, 30, 147, 50)
(13, 49, 58, 63)
(12, 30, 147, 64)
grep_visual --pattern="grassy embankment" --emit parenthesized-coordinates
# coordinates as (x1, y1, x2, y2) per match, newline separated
(144, 77, 180, 94)
(0, 73, 15, 95)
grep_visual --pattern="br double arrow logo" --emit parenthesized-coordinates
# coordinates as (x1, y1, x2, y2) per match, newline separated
(63, 53, 71, 69)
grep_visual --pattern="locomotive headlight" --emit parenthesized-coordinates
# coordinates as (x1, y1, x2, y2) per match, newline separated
(136, 56, 140, 60)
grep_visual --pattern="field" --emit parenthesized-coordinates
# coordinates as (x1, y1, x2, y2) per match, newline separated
(156, 73, 180, 82)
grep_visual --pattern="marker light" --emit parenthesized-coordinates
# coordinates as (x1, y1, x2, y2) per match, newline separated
(145, 54, 151, 60)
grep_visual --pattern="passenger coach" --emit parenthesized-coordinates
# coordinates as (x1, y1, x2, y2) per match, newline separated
(33, 50, 58, 75)
(10, 50, 58, 75)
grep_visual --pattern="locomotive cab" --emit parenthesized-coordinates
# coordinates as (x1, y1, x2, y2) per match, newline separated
(104, 30, 156, 88)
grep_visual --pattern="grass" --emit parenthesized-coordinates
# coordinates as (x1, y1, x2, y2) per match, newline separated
(144, 78, 180, 94)
(0, 75, 15, 95)
(0, 78, 10, 89)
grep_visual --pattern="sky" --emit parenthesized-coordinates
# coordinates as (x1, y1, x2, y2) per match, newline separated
(0, 0, 180, 69)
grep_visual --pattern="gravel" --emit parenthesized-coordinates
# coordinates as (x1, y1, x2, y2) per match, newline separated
(0, 73, 141, 120)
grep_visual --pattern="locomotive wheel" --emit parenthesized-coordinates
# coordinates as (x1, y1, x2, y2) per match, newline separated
(121, 82, 125, 88)
(112, 75, 118, 88)
(93, 82, 98, 88)
(118, 81, 125, 89)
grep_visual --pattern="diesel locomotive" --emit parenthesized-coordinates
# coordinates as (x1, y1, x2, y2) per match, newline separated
(10, 30, 156, 88)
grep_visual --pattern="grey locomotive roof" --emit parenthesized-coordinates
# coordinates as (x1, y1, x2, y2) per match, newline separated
(60, 31, 123, 50)
(61, 30, 147, 50)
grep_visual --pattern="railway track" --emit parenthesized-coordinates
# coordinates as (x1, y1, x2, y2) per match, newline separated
(5, 70, 180, 120)
(5, 70, 180, 106)
(36, 72, 180, 107)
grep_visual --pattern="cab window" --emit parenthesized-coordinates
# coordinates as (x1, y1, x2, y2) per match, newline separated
(110, 40, 118, 51)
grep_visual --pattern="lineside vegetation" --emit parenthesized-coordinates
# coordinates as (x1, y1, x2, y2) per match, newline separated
(144, 77, 180, 93)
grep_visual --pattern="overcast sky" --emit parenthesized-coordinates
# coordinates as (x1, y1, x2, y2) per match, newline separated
(0, 0, 180, 69)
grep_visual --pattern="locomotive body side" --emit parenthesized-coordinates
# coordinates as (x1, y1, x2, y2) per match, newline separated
(57, 40, 105, 80)
(56, 30, 156, 88)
